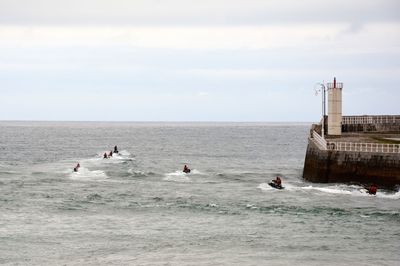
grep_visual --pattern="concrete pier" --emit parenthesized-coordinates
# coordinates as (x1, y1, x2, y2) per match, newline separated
(303, 114, 400, 189)
(303, 131, 400, 189)
(304, 77, 400, 189)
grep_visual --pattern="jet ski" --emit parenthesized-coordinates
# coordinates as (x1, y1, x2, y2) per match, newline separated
(268, 181, 284, 190)
(183, 164, 191, 173)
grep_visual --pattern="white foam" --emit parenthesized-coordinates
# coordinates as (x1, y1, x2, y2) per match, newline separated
(258, 182, 399, 199)
(69, 167, 109, 181)
(117, 150, 131, 156)
(278, 182, 298, 191)
(163, 171, 191, 182)
(302, 185, 354, 195)
(104, 151, 131, 160)
(190, 169, 204, 175)
(81, 150, 134, 166)
(376, 190, 400, 200)
(165, 170, 188, 176)
(128, 169, 145, 175)
(301, 184, 400, 199)
(258, 183, 274, 191)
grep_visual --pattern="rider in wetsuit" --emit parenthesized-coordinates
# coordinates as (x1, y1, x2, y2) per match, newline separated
(368, 184, 377, 195)
(273, 176, 282, 187)
(183, 164, 191, 173)
(73, 163, 80, 172)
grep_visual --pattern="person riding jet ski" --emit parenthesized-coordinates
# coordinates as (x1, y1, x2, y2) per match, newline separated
(269, 176, 283, 189)
(273, 176, 282, 187)
(73, 163, 80, 172)
(368, 184, 377, 195)
(183, 164, 191, 173)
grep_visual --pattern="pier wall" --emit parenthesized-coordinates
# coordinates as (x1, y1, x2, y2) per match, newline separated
(342, 115, 400, 133)
(303, 138, 400, 189)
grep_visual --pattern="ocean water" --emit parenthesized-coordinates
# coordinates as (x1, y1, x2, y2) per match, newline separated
(0, 121, 399, 266)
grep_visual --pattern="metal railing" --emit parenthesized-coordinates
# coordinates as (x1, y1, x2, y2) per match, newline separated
(327, 142, 400, 153)
(342, 115, 400, 125)
(312, 130, 327, 150)
(311, 130, 400, 153)
(327, 82, 343, 89)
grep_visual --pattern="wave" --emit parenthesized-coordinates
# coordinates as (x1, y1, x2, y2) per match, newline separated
(116, 150, 131, 156)
(68, 167, 109, 181)
(189, 169, 204, 175)
(258, 182, 400, 200)
(127, 169, 155, 177)
(86, 193, 103, 201)
(258, 183, 275, 191)
(28, 150, 135, 182)
(0, 170, 19, 175)
(81, 150, 135, 165)
(163, 171, 191, 182)
(165, 169, 203, 176)
(245, 204, 258, 210)
(249, 204, 400, 219)
(376, 189, 400, 200)
(301, 184, 400, 199)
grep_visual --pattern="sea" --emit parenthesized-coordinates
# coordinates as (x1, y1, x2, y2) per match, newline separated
(0, 121, 399, 266)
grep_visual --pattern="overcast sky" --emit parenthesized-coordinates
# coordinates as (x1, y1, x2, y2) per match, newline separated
(0, 0, 399, 121)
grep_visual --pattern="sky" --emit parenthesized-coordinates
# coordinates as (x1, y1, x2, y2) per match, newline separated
(0, 0, 399, 121)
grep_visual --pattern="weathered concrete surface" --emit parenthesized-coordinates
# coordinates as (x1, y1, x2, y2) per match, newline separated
(303, 138, 400, 189)
(342, 123, 400, 133)
(325, 133, 400, 143)
(341, 115, 400, 133)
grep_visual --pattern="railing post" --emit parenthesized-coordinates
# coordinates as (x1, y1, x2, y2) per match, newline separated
(326, 140, 398, 153)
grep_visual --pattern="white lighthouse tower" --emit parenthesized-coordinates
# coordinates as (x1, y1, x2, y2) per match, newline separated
(327, 77, 343, 135)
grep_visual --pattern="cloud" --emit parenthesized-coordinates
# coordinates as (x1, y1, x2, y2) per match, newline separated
(0, 0, 399, 121)
(196, 91, 209, 97)
(0, 0, 399, 26)
(0, 23, 399, 52)
(341, 22, 365, 34)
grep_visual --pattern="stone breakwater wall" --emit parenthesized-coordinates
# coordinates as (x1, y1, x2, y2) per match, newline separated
(342, 115, 400, 133)
(303, 138, 400, 189)
(342, 123, 400, 133)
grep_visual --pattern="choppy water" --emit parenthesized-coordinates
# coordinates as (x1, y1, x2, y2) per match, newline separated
(0, 121, 399, 265)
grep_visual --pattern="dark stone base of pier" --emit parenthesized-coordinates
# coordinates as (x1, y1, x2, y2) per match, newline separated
(303, 139, 400, 190)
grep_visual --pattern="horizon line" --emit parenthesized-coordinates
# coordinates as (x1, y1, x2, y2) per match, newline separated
(0, 120, 313, 123)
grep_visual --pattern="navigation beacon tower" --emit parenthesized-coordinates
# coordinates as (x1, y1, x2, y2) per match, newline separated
(327, 77, 343, 135)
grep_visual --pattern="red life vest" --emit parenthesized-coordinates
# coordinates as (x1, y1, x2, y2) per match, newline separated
(369, 185, 377, 195)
